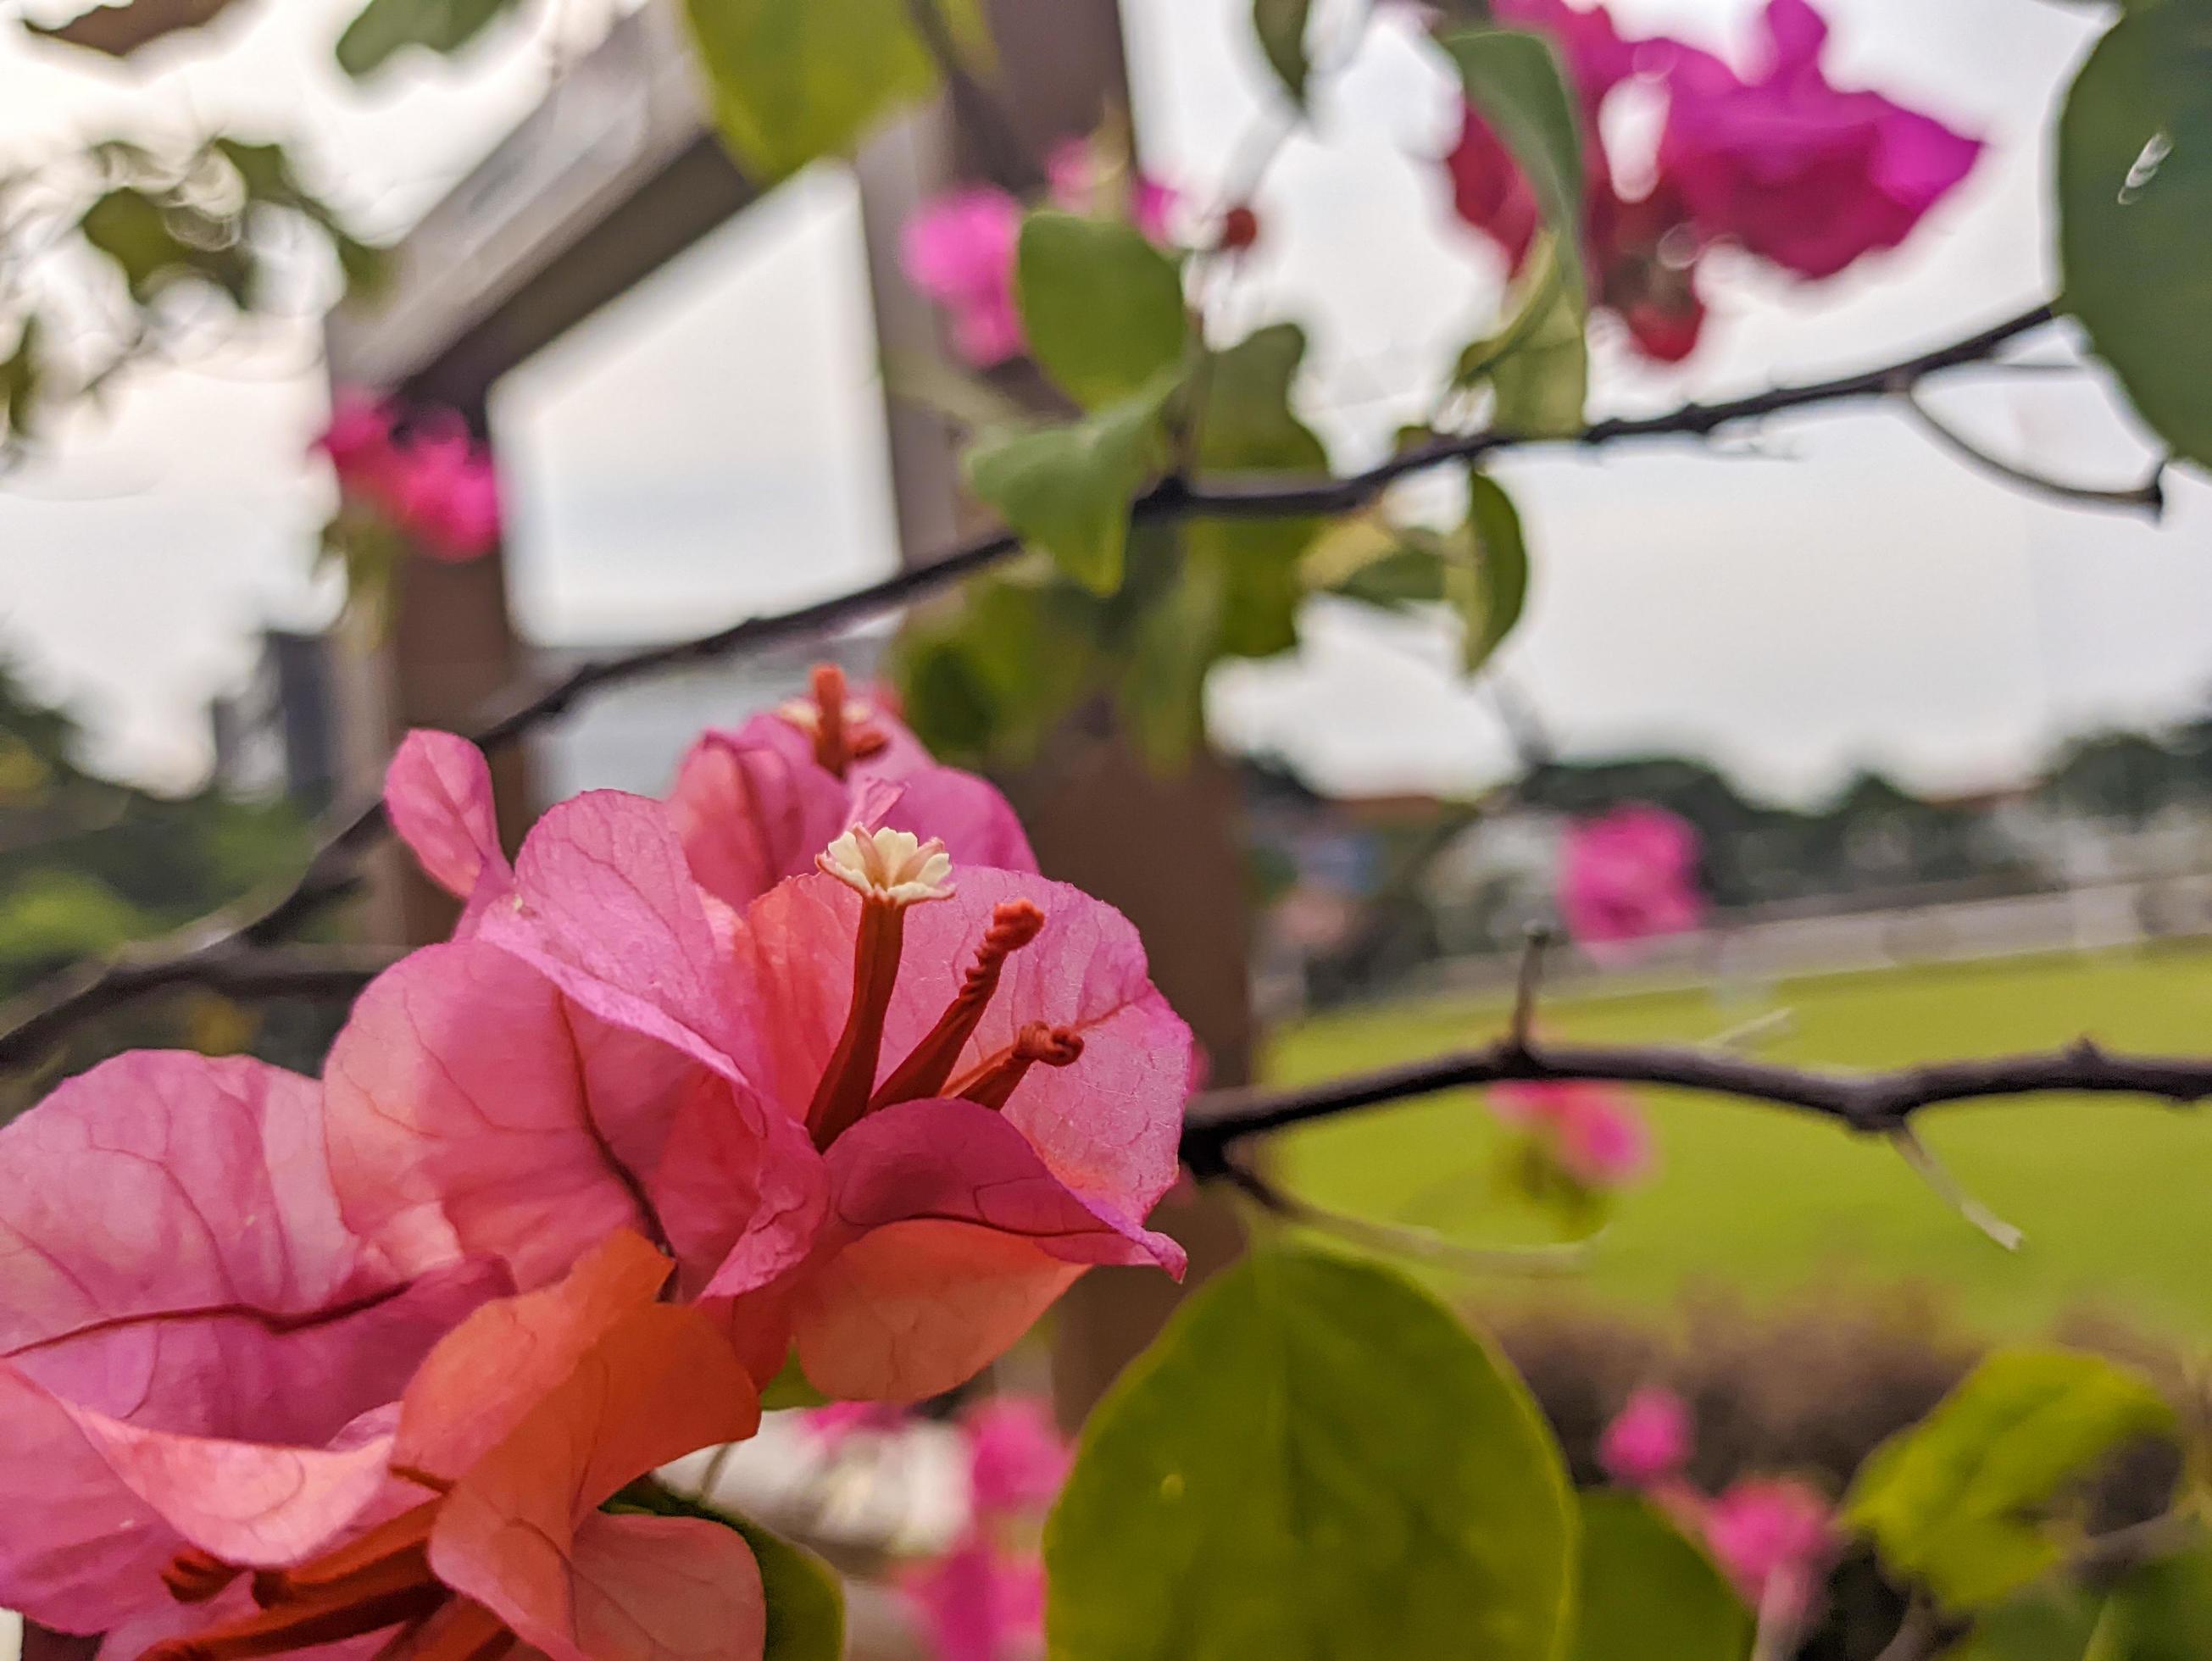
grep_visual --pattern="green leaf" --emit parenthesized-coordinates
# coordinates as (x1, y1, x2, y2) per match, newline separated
(1573, 1492, 1750, 1661)
(1456, 235, 1588, 436)
(2057, 2, 2212, 467)
(1331, 542, 1448, 608)
(1438, 29, 1586, 276)
(1045, 1246, 1576, 1661)
(1253, 0, 1313, 105)
(684, 0, 986, 183)
(80, 188, 253, 307)
(1453, 472, 1530, 673)
(1187, 323, 1331, 659)
(1847, 1348, 2177, 1612)
(609, 1482, 843, 1661)
(964, 375, 1177, 593)
(1015, 211, 1190, 409)
(1119, 532, 1224, 771)
(2087, 1538, 2212, 1661)
(335, 0, 520, 76)
(1951, 1583, 2108, 1661)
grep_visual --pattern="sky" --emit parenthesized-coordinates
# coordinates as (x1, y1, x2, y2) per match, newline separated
(0, 0, 2201, 807)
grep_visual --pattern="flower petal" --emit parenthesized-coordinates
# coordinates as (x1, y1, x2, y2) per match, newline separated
(0, 1053, 505, 1445)
(429, 1308, 761, 1658)
(793, 1222, 1080, 1403)
(666, 733, 851, 912)
(395, 1231, 670, 1485)
(481, 792, 745, 1078)
(385, 731, 508, 904)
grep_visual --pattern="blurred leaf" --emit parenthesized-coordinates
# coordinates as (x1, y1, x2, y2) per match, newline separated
(685, 0, 985, 183)
(1438, 29, 1586, 277)
(1045, 1246, 1576, 1661)
(1453, 472, 1529, 673)
(897, 572, 1103, 766)
(1187, 322, 1330, 658)
(0, 872, 154, 970)
(1332, 542, 1449, 608)
(881, 346, 1031, 434)
(2, 316, 42, 443)
(609, 1482, 843, 1661)
(23, 0, 237, 55)
(1952, 1583, 2107, 1661)
(964, 374, 1177, 594)
(2087, 1538, 2212, 1661)
(1848, 1348, 2177, 1612)
(2057, 1, 2212, 466)
(1119, 531, 1223, 770)
(80, 187, 253, 307)
(1573, 1492, 1751, 1661)
(335, 0, 522, 76)
(1253, 0, 1312, 104)
(1015, 210, 1190, 409)
(1459, 238, 1587, 437)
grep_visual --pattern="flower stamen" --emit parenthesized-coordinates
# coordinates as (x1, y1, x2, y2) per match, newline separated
(870, 900, 1046, 1111)
(953, 1021, 1086, 1111)
(808, 830, 956, 1150)
(162, 1550, 242, 1606)
(776, 663, 889, 777)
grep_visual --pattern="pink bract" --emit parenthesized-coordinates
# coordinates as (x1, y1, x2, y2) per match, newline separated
(1659, 0, 1981, 281)
(1048, 138, 1179, 246)
(902, 187, 1026, 368)
(389, 424, 503, 562)
(904, 1537, 1045, 1661)
(0, 1052, 509, 1634)
(962, 1397, 1069, 1521)
(1598, 1386, 1693, 1487)
(1556, 803, 1704, 949)
(314, 386, 397, 495)
(1703, 1476, 1837, 1624)
(1489, 1079, 1655, 1191)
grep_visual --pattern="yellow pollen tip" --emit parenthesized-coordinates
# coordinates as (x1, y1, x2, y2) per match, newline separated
(817, 825, 954, 906)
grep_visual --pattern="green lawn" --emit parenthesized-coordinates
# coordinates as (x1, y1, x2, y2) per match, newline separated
(1264, 945, 2212, 1342)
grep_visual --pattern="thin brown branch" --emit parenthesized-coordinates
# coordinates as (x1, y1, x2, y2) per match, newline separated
(1179, 1030, 2212, 1168)
(903, 0, 1046, 192)
(1898, 385, 2166, 516)
(0, 302, 2069, 1070)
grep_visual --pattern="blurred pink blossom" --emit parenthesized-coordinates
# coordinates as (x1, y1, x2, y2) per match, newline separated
(1659, 0, 1982, 280)
(1598, 1386, 1693, 1486)
(1703, 1476, 1837, 1626)
(314, 386, 397, 492)
(800, 1400, 912, 1453)
(905, 1538, 1045, 1661)
(390, 422, 503, 562)
(902, 187, 1026, 368)
(1491, 1079, 1656, 1190)
(963, 1397, 1070, 1521)
(1048, 139, 1178, 245)
(1557, 803, 1703, 949)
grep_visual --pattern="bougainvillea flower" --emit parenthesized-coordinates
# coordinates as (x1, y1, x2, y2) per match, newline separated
(799, 1400, 913, 1453)
(961, 1397, 1068, 1522)
(902, 188, 1026, 368)
(441, 787, 1191, 1401)
(1702, 1476, 1837, 1625)
(1659, 0, 1981, 281)
(1556, 803, 1704, 949)
(388, 419, 502, 563)
(314, 387, 397, 496)
(95, 1232, 767, 1661)
(1489, 1079, 1655, 1190)
(903, 1537, 1044, 1661)
(1598, 1386, 1693, 1488)
(0, 1053, 509, 1635)
(667, 662, 1036, 912)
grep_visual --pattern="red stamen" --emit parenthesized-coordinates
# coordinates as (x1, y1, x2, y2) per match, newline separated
(870, 901, 1046, 1111)
(163, 1550, 242, 1606)
(809, 664, 850, 775)
(393, 1598, 516, 1661)
(140, 1545, 445, 1661)
(808, 897, 910, 1149)
(954, 1021, 1085, 1111)
(250, 1503, 441, 1607)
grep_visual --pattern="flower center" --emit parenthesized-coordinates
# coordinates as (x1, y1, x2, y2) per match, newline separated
(805, 841, 1081, 1148)
(143, 1502, 515, 1661)
(776, 662, 888, 778)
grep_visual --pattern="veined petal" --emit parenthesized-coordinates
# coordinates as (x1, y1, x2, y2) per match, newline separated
(385, 731, 509, 907)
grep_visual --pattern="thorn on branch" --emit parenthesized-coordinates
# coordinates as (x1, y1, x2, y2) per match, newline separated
(1898, 386, 2166, 517)
(1890, 1125, 2024, 1252)
(1508, 924, 1553, 1053)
